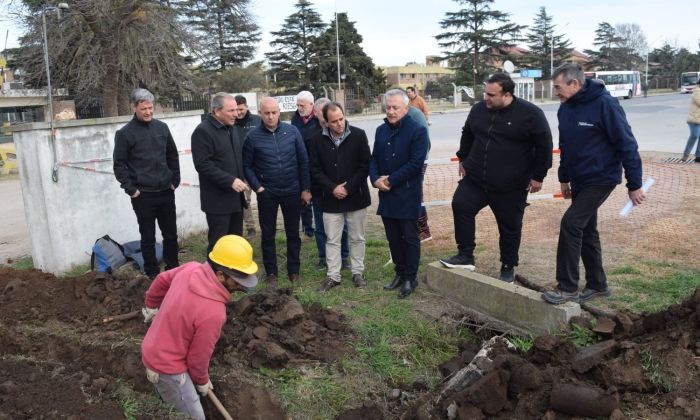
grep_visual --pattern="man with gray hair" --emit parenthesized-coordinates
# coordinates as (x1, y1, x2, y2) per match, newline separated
(369, 89, 429, 299)
(291, 90, 320, 238)
(114, 88, 180, 280)
(542, 63, 644, 305)
(192, 92, 248, 252)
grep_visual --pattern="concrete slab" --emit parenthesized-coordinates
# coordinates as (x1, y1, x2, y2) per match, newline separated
(426, 262, 580, 334)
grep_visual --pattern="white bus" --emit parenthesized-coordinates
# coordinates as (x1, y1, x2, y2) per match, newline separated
(680, 71, 700, 94)
(584, 70, 641, 99)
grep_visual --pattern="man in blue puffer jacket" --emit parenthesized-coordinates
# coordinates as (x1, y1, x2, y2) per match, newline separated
(243, 97, 312, 287)
(543, 63, 646, 305)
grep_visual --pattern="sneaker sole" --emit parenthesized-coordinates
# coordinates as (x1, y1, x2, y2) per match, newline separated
(439, 259, 475, 271)
(541, 293, 579, 305)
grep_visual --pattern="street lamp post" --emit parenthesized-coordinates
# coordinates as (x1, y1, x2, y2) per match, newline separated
(41, 2, 69, 182)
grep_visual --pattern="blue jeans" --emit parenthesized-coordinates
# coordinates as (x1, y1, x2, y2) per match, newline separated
(684, 123, 700, 156)
(312, 196, 348, 260)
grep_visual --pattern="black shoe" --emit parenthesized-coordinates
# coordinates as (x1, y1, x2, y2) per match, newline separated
(499, 264, 515, 283)
(342, 259, 351, 271)
(398, 278, 417, 299)
(317, 277, 339, 292)
(246, 228, 257, 239)
(316, 258, 327, 271)
(384, 275, 403, 290)
(579, 287, 612, 302)
(304, 229, 314, 238)
(695, 157, 700, 163)
(439, 254, 475, 270)
(352, 274, 367, 289)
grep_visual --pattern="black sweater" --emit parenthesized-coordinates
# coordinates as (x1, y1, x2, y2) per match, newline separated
(113, 116, 180, 196)
(457, 97, 552, 192)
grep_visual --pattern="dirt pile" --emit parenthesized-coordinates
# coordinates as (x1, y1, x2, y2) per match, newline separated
(397, 287, 700, 419)
(0, 266, 352, 419)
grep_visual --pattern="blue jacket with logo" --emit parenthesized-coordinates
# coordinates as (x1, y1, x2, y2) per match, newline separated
(242, 122, 310, 196)
(369, 115, 429, 220)
(557, 79, 642, 192)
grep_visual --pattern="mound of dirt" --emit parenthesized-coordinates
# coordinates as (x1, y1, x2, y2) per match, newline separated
(397, 287, 700, 419)
(0, 266, 353, 418)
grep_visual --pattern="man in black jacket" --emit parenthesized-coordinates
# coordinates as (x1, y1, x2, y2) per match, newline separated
(113, 88, 180, 279)
(439, 73, 553, 282)
(234, 95, 261, 239)
(192, 92, 249, 252)
(309, 102, 371, 292)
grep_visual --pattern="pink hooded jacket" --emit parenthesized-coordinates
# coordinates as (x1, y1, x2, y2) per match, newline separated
(141, 262, 230, 385)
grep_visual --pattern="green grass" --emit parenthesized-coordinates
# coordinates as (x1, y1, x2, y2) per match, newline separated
(8, 256, 33, 270)
(639, 347, 676, 392)
(509, 334, 535, 353)
(567, 323, 597, 347)
(113, 382, 187, 419)
(606, 260, 700, 313)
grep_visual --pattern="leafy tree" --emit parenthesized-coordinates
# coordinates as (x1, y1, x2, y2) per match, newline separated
(315, 12, 386, 99)
(648, 44, 700, 87)
(524, 6, 571, 79)
(173, 0, 260, 71)
(265, 0, 326, 92)
(435, 0, 526, 93)
(424, 75, 457, 99)
(13, 0, 193, 116)
(210, 61, 267, 93)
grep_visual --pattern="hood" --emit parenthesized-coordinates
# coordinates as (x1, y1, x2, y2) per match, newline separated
(568, 79, 607, 105)
(188, 262, 231, 303)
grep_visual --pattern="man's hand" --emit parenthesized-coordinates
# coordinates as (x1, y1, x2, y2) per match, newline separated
(560, 182, 572, 199)
(232, 178, 248, 193)
(196, 380, 213, 396)
(528, 180, 543, 193)
(332, 183, 348, 199)
(629, 188, 645, 206)
(131, 190, 141, 198)
(145, 368, 159, 384)
(301, 190, 312, 205)
(142, 307, 158, 323)
(458, 163, 465, 178)
(256, 186, 265, 194)
(374, 176, 391, 192)
(170, 184, 176, 191)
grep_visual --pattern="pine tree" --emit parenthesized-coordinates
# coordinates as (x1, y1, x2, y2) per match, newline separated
(315, 12, 386, 99)
(524, 7, 571, 79)
(265, 0, 326, 92)
(175, 0, 260, 71)
(435, 0, 525, 93)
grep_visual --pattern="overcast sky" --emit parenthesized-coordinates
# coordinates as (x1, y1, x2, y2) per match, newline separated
(2, 0, 699, 67)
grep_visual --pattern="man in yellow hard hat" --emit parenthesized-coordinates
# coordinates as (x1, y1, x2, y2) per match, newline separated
(140, 235, 257, 419)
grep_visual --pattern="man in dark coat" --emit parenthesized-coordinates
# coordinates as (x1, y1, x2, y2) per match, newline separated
(113, 88, 180, 279)
(543, 63, 645, 305)
(291, 90, 320, 238)
(309, 102, 371, 292)
(233, 95, 261, 239)
(439, 73, 553, 283)
(369, 89, 429, 299)
(191, 92, 248, 252)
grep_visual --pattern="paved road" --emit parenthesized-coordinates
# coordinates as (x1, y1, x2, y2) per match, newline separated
(0, 93, 692, 262)
(0, 177, 31, 263)
(351, 93, 691, 159)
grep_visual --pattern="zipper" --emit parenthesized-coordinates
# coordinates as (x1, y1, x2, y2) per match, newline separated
(484, 113, 497, 191)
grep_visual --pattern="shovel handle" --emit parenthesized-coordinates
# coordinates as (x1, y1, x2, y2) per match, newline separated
(207, 389, 233, 420)
(102, 310, 140, 323)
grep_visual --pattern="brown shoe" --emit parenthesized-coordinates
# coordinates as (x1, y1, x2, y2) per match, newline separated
(288, 273, 300, 283)
(317, 277, 339, 292)
(265, 274, 277, 288)
(352, 274, 367, 289)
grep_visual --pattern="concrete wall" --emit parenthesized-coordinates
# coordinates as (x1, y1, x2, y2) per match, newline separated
(12, 110, 207, 274)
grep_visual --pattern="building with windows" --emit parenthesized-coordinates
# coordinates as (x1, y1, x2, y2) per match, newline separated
(382, 59, 455, 91)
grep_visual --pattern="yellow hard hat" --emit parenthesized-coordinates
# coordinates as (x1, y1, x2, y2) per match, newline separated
(209, 235, 258, 286)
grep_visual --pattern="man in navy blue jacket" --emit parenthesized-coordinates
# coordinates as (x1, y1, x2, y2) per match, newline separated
(243, 97, 312, 287)
(370, 89, 429, 299)
(543, 63, 646, 305)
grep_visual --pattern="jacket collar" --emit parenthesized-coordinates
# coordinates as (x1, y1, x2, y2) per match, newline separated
(132, 114, 152, 127)
(207, 113, 230, 130)
(322, 122, 351, 142)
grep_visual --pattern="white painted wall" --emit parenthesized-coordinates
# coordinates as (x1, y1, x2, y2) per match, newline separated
(13, 110, 208, 274)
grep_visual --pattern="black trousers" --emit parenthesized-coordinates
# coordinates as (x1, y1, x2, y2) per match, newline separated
(131, 189, 178, 278)
(257, 191, 301, 276)
(451, 177, 528, 266)
(382, 217, 420, 281)
(556, 185, 615, 293)
(205, 212, 243, 253)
